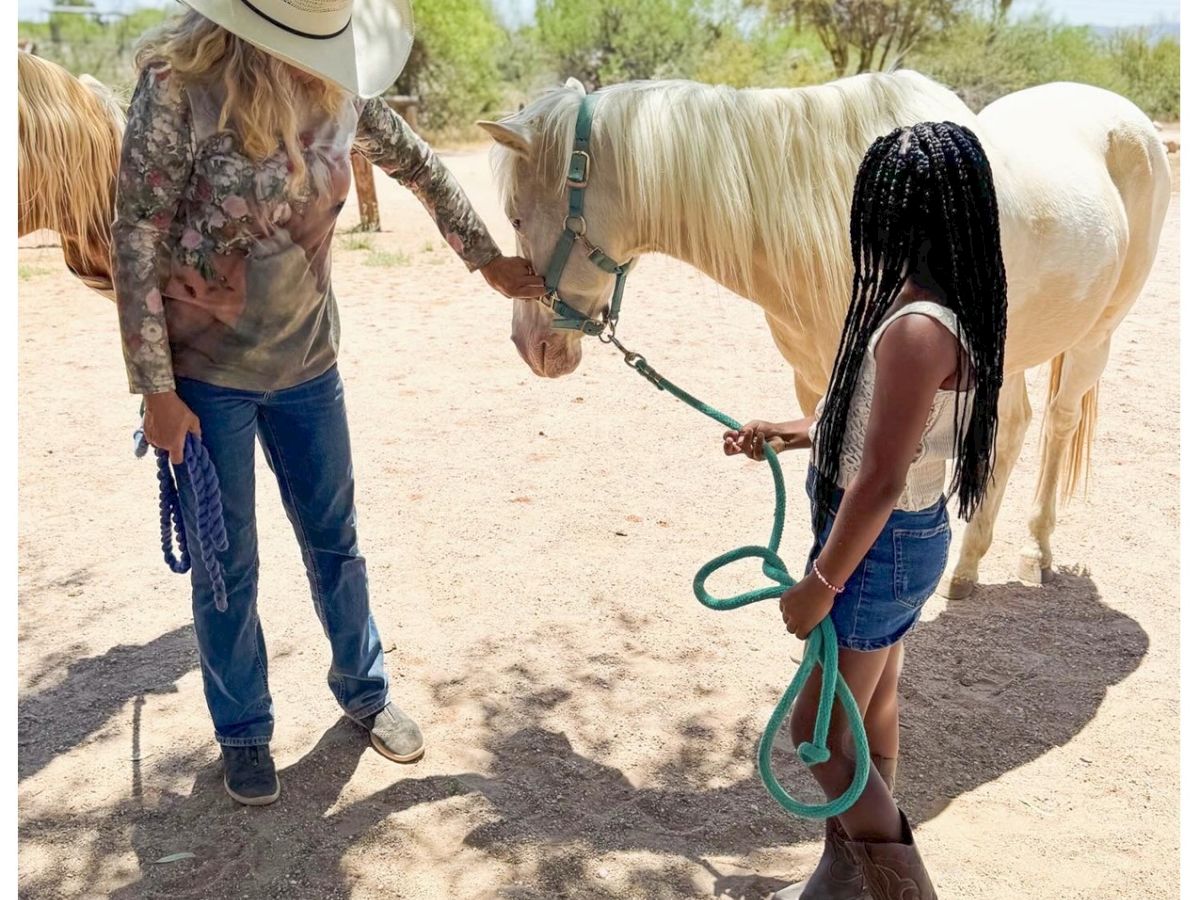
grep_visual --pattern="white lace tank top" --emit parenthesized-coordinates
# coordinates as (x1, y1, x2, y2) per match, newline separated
(809, 301, 975, 512)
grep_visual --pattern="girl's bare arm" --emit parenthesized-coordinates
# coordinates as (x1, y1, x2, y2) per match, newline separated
(723, 417, 816, 460)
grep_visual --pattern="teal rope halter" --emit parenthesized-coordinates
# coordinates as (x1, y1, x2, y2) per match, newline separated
(537, 93, 630, 336)
(538, 93, 871, 820)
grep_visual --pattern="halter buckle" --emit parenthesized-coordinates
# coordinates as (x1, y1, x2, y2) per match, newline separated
(564, 214, 587, 236)
(566, 150, 591, 188)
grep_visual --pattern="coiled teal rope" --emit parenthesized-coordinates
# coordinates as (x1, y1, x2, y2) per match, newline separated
(611, 342, 870, 820)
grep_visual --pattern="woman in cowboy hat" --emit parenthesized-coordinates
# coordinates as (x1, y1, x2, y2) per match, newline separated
(114, 0, 543, 805)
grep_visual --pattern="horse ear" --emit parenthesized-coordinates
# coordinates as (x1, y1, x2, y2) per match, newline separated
(564, 77, 586, 95)
(476, 120, 533, 158)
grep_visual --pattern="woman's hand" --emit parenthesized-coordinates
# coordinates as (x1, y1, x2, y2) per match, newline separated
(780, 573, 838, 639)
(723, 421, 789, 461)
(143, 390, 201, 464)
(480, 255, 546, 299)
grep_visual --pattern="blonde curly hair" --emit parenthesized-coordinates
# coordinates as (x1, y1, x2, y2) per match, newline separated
(136, 10, 348, 188)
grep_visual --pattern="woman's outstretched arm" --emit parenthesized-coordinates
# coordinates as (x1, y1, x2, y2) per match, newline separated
(354, 98, 543, 299)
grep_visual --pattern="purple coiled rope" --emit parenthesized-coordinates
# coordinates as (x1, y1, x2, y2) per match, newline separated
(155, 432, 229, 611)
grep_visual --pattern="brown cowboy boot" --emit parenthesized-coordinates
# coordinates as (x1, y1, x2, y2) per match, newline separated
(771, 755, 899, 900)
(846, 810, 938, 900)
(770, 815, 866, 899)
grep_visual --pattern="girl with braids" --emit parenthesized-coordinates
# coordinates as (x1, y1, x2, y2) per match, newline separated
(724, 121, 1007, 900)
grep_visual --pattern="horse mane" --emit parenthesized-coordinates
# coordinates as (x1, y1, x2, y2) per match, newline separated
(18, 51, 123, 297)
(494, 71, 974, 324)
(80, 73, 128, 133)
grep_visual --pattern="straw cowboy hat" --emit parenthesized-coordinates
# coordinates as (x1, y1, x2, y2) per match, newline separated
(181, 0, 415, 97)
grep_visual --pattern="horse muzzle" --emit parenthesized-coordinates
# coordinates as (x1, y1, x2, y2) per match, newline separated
(511, 327, 582, 378)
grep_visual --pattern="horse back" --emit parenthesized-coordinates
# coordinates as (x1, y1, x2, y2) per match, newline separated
(977, 82, 1171, 366)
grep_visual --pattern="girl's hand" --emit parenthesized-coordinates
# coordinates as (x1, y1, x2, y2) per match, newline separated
(723, 421, 787, 461)
(780, 573, 838, 639)
(143, 390, 201, 464)
(481, 255, 546, 299)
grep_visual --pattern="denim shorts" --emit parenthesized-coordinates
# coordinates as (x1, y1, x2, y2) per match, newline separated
(804, 466, 951, 652)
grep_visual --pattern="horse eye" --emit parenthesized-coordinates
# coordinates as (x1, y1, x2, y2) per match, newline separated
(510, 218, 522, 231)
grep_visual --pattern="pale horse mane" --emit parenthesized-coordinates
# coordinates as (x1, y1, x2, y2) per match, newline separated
(493, 71, 974, 325)
(18, 51, 124, 296)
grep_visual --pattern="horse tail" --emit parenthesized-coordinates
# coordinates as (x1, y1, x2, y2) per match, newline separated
(1041, 354, 1098, 501)
(18, 51, 122, 297)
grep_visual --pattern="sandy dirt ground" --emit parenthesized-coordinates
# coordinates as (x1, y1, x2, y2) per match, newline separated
(17, 148, 1180, 900)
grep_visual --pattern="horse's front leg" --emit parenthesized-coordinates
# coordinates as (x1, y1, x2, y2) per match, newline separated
(939, 373, 1032, 599)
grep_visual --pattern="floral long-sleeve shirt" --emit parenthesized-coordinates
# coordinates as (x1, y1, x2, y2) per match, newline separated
(113, 63, 501, 394)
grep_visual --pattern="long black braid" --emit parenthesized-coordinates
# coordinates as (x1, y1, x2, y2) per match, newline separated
(812, 121, 1008, 529)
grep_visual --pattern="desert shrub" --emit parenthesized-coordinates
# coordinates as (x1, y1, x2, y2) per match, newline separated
(533, 0, 709, 87)
(18, 7, 169, 96)
(692, 16, 834, 87)
(393, 0, 507, 134)
(18, 1, 1178, 133)
(914, 13, 1179, 118)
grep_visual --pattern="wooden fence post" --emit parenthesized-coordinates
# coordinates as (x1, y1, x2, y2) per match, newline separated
(350, 150, 380, 232)
(347, 96, 419, 232)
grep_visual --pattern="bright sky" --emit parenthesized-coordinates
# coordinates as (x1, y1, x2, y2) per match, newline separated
(16, 0, 1181, 28)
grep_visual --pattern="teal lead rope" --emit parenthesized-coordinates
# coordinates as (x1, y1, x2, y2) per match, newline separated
(533, 90, 868, 818)
(605, 336, 871, 819)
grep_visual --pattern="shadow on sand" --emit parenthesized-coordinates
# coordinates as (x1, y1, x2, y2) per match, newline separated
(18, 624, 197, 782)
(17, 569, 1146, 898)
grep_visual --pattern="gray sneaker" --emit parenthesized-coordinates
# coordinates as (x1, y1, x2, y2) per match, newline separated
(361, 702, 425, 763)
(221, 745, 281, 806)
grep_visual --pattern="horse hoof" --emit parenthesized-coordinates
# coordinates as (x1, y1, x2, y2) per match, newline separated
(937, 573, 976, 600)
(1017, 551, 1048, 585)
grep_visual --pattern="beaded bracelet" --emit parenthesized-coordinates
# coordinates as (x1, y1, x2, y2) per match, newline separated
(812, 561, 845, 595)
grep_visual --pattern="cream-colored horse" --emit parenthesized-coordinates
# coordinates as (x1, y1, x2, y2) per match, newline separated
(18, 51, 124, 298)
(481, 71, 1170, 597)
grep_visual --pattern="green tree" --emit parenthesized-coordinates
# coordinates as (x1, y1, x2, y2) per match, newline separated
(533, 0, 709, 88)
(1105, 29, 1180, 122)
(19, 6, 171, 95)
(913, 12, 1179, 120)
(759, 0, 967, 75)
(394, 0, 506, 132)
(691, 15, 834, 87)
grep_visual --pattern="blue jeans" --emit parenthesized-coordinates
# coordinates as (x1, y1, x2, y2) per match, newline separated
(174, 366, 388, 747)
(805, 466, 951, 652)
